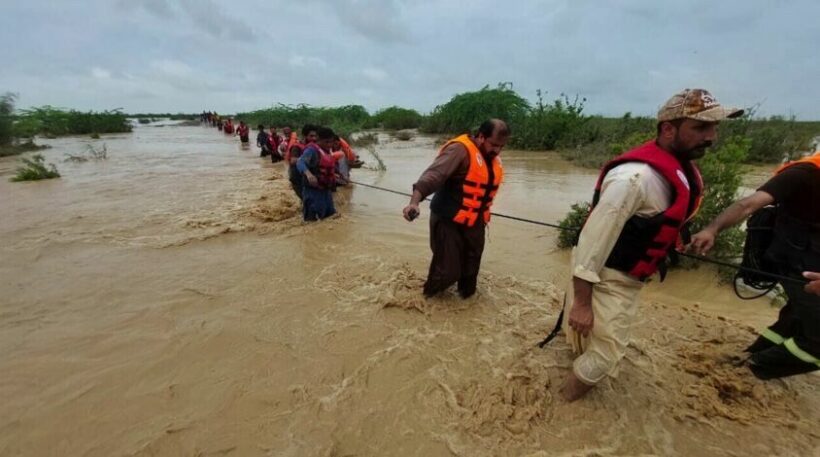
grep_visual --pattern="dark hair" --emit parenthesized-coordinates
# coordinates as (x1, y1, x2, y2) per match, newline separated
(302, 124, 317, 136)
(656, 119, 683, 136)
(477, 119, 510, 138)
(257, 124, 264, 130)
(317, 127, 336, 140)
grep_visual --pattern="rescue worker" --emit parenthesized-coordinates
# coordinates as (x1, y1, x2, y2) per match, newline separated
(562, 89, 742, 401)
(268, 127, 283, 163)
(330, 135, 351, 186)
(256, 124, 270, 156)
(224, 118, 234, 134)
(236, 120, 250, 145)
(287, 125, 317, 200)
(297, 127, 337, 221)
(691, 151, 820, 379)
(402, 119, 509, 299)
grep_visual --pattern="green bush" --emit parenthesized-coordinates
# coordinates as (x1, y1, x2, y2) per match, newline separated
(422, 83, 530, 134)
(371, 106, 423, 130)
(236, 104, 371, 139)
(16, 106, 132, 136)
(556, 202, 590, 248)
(11, 154, 60, 181)
(509, 91, 589, 150)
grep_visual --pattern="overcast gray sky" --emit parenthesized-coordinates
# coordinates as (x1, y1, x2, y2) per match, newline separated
(1, 0, 818, 118)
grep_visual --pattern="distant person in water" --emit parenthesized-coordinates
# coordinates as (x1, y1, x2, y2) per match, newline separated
(236, 120, 250, 145)
(330, 135, 351, 186)
(256, 125, 270, 157)
(297, 126, 337, 221)
(286, 125, 317, 200)
(216, 115, 223, 131)
(268, 127, 283, 163)
(224, 118, 234, 135)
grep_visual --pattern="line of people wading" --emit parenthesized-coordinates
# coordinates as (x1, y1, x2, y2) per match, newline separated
(401, 89, 819, 402)
(205, 88, 819, 402)
(201, 111, 362, 222)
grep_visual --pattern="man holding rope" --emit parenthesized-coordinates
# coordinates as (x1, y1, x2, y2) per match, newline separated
(691, 151, 820, 379)
(402, 119, 509, 299)
(562, 89, 742, 401)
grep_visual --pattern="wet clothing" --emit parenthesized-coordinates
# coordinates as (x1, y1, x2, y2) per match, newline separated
(423, 213, 485, 297)
(748, 158, 820, 378)
(567, 154, 699, 385)
(257, 132, 270, 156)
(237, 125, 249, 143)
(564, 250, 644, 384)
(288, 143, 306, 200)
(413, 137, 501, 297)
(297, 145, 336, 221)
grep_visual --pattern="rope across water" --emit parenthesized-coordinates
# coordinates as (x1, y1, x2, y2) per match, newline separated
(348, 179, 809, 287)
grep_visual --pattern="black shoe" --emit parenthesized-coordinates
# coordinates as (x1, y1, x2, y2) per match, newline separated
(744, 336, 777, 353)
(749, 345, 819, 380)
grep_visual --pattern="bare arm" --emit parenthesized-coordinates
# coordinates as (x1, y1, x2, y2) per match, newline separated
(568, 276, 595, 337)
(690, 190, 775, 255)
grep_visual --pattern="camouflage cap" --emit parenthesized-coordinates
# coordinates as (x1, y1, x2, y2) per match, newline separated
(657, 88, 743, 123)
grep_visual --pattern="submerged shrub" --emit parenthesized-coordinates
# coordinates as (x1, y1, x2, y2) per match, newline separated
(556, 202, 590, 248)
(11, 154, 60, 182)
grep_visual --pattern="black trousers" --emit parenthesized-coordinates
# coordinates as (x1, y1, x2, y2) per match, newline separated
(423, 213, 486, 298)
(762, 268, 820, 360)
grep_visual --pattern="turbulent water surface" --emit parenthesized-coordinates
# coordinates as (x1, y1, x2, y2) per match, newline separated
(1, 124, 818, 456)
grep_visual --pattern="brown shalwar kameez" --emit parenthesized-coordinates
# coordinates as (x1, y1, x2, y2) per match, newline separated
(413, 143, 486, 298)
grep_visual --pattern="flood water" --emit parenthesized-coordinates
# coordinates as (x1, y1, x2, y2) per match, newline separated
(1, 124, 817, 456)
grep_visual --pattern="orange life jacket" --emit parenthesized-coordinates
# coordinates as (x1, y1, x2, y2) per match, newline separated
(774, 152, 820, 175)
(284, 132, 301, 162)
(429, 134, 504, 227)
(339, 138, 356, 162)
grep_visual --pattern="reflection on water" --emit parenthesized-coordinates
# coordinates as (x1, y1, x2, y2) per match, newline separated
(0, 126, 816, 456)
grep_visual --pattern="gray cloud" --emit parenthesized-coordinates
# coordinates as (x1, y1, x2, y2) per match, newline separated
(0, 0, 818, 118)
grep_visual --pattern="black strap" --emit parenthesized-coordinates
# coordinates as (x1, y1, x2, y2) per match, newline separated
(537, 293, 567, 348)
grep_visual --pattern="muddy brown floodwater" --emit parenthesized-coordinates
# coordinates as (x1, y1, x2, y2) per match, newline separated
(1, 124, 818, 456)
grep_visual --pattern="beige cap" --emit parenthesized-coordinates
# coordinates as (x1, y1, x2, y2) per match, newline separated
(657, 88, 744, 122)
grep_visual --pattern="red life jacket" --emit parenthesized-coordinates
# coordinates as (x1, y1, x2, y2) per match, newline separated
(589, 140, 703, 281)
(429, 134, 504, 227)
(237, 125, 249, 136)
(305, 145, 336, 189)
(224, 122, 234, 134)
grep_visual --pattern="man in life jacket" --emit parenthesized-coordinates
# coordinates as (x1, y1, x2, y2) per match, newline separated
(296, 126, 337, 221)
(268, 127, 283, 163)
(403, 119, 509, 299)
(691, 151, 820, 379)
(330, 135, 355, 186)
(562, 89, 743, 401)
(256, 124, 270, 157)
(235, 120, 250, 145)
(287, 125, 317, 200)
